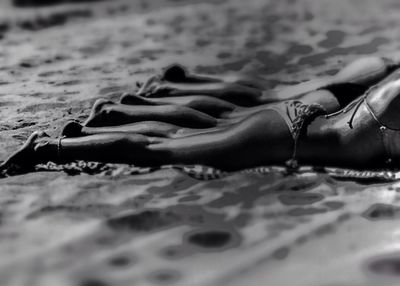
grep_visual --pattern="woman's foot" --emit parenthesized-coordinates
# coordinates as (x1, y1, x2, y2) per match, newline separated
(161, 63, 268, 89)
(136, 75, 174, 98)
(119, 92, 156, 106)
(0, 131, 51, 172)
(161, 64, 188, 82)
(136, 75, 162, 96)
(61, 121, 83, 138)
(84, 98, 116, 127)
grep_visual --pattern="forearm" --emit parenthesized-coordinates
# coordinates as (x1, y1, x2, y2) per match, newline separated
(266, 56, 396, 104)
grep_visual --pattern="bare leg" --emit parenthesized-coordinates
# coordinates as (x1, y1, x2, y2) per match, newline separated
(160, 64, 270, 89)
(120, 84, 341, 120)
(273, 56, 397, 100)
(227, 89, 342, 119)
(119, 89, 342, 122)
(8, 110, 293, 171)
(119, 93, 239, 118)
(62, 120, 228, 139)
(0, 131, 56, 170)
(160, 64, 222, 84)
(143, 57, 398, 106)
(138, 80, 263, 107)
(84, 99, 221, 128)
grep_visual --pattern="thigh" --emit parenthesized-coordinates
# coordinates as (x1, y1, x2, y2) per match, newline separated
(334, 56, 392, 86)
(97, 103, 220, 128)
(81, 121, 230, 138)
(153, 110, 293, 170)
(121, 94, 239, 117)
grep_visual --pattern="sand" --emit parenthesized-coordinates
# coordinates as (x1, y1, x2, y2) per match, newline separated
(2, 0, 400, 285)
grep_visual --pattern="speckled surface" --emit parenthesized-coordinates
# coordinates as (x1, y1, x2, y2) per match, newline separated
(2, 0, 400, 285)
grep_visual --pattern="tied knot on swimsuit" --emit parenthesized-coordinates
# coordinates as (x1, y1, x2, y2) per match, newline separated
(284, 100, 327, 171)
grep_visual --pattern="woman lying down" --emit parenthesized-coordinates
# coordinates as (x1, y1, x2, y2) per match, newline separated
(2, 55, 400, 173)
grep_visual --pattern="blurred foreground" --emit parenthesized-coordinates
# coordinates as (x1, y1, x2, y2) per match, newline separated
(1, 0, 400, 286)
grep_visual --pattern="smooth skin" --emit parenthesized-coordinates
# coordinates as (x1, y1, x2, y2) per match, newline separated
(3, 56, 400, 172)
(82, 56, 397, 136)
(4, 72, 400, 171)
(132, 56, 398, 105)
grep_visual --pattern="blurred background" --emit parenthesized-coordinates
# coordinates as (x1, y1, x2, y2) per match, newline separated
(2, 1, 400, 286)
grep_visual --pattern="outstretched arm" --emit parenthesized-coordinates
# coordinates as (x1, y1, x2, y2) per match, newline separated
(271, 56, 398, 101)
(136, 56, 398, 106)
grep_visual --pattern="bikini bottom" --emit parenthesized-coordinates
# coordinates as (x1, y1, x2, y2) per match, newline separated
(269, 100, 327, 170)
